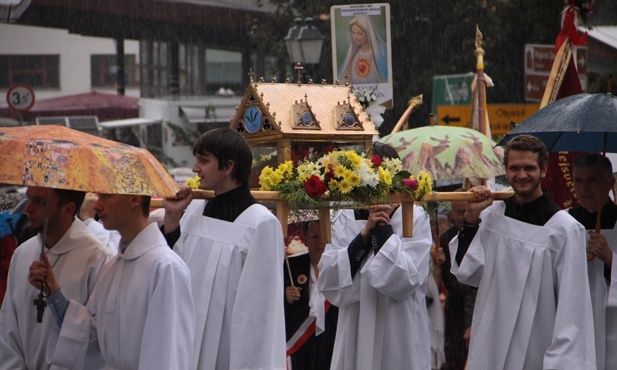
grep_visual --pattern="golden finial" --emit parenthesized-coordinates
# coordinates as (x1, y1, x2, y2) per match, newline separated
(272, 77, 278, 83)
(322, 79, 327, 85)
(344, 73, 350, 87)
(475, 24, 485, 69)
(248, 69, 254, 83)
(259, 76, 265, 83)
(407, 94, 424, 110)
(285, 77, 291, 83)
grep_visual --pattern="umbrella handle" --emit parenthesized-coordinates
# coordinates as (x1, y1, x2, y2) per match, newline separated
(589, 134, 609, 262)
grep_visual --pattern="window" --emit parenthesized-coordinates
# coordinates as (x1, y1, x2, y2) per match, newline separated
(206, 49, 242, 92)
(91, 55, 138, 88)
(0, 55, 60, 89)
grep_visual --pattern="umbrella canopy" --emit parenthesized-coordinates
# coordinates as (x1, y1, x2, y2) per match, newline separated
(498, 93, 617, 151)
(0, 125, 179, 197)
(0, 92, 139, 122)
(381, 125, 505, 180)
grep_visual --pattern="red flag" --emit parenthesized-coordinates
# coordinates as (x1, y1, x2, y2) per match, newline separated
(541, 2, 590, 209)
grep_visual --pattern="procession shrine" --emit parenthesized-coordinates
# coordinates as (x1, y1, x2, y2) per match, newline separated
(229, 69, 380, 240)
(230, 69, 378, 185)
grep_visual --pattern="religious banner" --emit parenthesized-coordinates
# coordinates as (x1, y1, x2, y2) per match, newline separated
(540, 0, 590, 209)
(331, 3, 393, 110)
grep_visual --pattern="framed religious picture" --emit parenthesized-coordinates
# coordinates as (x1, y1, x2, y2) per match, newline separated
(331, 3, 393, 109)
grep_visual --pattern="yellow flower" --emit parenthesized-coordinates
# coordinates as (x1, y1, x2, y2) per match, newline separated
(338, 179, 353, 194)
(278, 161, 294, 180)
(348, 172, 361, 187)
(378, 167, 392, 186)
(328, 179, 339, 191)
(346, 151, 363, 168)
(258, 166, 274, 190)
(419, 171, 433, 194)
(185, 175, 201, 190)
(334, 164, 347, 178)
(270, 169, 283, 186)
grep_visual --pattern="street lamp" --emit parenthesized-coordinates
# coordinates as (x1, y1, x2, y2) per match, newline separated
(284, 17, 324, 66)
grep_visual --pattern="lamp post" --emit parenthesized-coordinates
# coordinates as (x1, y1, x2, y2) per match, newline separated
(284, 17, 324, 82)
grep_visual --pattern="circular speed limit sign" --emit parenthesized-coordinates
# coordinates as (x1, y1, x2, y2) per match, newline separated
(6, 84, 35, 112)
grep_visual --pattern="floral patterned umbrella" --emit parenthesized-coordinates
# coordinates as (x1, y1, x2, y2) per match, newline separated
(381, 125, 505, 180)
(0, 125, 179, 197)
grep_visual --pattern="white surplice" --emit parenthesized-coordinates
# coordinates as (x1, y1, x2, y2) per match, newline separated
(46, 222, 194, 370)
(83, 218, 120, 255)
(450, 202, 596, 370)
(318, 206, 432, 370)
(173, 200, 286, 370)
(0, 218, 112, 370)
(596, 227, 617, 369)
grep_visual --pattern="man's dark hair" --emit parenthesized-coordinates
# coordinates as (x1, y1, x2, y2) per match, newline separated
(503, 134, 548, 169)
(573, 153, 613, 182)
(372, 141, 400, 160)
(140, 195, 151, 218)
(193, 128, 252, 185)
(53, 189, 85, 217)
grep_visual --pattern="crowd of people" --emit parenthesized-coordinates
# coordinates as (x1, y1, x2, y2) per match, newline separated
(0, 129, 615, 369)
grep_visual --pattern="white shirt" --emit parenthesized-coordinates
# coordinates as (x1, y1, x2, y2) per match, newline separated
(174, 200, 287, 370)
(318, 206, 432, 370)
(0, 218, 112, 370)
(46, 222, 194, 370)
(450, 202, 596, 370)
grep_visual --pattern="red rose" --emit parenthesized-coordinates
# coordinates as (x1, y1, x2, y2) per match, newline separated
(304, 175, 327, 198)
(371, 154, 383, 167)
(403, 178, 418, 190)
(325, 169, 335, 181)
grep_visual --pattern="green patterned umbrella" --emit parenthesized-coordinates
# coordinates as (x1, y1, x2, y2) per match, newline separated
(381, 125, 505, 180)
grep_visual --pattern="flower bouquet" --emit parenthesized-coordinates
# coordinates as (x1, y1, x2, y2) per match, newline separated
(258, 149, 432, 216)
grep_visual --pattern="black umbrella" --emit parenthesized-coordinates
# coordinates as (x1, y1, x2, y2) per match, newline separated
(498, 93, 617, 152)
(498, 93, 617, 259)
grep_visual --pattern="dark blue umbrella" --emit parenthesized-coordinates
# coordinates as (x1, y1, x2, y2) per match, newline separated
(498, 93, 617, 151)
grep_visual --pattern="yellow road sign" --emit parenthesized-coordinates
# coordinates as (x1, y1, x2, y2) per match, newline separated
(436, 104, 540, 136)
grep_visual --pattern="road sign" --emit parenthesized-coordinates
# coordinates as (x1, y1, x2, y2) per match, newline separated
(524, 73, 549, 102)
(432, 73, 475, 113)
(436, 104, 540, 136)
(523, 44, 587, 102)
(6, 84, 35, 112)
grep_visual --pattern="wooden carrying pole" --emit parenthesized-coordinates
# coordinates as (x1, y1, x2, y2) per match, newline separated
(151, 190, 514, 243)
(474, 24, 487, 136)
(540, 39, 572, 109)
(390, 95, 423, 134)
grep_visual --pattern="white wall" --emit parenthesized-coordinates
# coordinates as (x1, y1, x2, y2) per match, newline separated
(0, 23, 139, 107)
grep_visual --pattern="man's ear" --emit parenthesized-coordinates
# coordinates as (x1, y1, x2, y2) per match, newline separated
(223, 159, 235, 176)
(63, 202, 77, 217)
(130, 195, 141, 208)
(540, 163, 548, 180)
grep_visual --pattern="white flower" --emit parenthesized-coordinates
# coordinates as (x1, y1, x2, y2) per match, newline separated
(357, 161, 379, 187)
